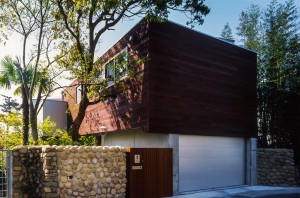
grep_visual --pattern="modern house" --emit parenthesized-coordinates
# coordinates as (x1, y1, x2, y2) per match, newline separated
(64, 19, 257, 195)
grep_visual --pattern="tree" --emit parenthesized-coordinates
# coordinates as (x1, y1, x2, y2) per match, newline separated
(0, 0, 65, 144)
(0, 94, 20, 113)
(237, 0, 300, 160)
(237, 4, 262, 52)
(0, 56, 31, 145)
(53, 0, 210, 140)
(220, 22, 234, 41)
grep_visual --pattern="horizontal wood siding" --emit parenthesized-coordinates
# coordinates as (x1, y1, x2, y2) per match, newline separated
(65, 21, 150, 135)
(148, 22, 257, 137)
(65, 20, 257, 137)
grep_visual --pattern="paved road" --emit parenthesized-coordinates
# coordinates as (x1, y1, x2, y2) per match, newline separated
(230, 190, 300, 198)
(169, 186, 300, 198)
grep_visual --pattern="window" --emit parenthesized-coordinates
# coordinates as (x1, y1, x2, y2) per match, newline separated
(104, 48, 127, 86)
(76, 85, 83, 104)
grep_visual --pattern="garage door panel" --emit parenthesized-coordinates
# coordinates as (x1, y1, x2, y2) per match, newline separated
(222, 157, 245, 167)
(179, 135, 245, 192)
(179, 136, 244, 147)
(180, 147, 243, 158)
(180, 157, 228, 170)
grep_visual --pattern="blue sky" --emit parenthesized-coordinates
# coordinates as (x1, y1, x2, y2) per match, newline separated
(97, 0, 300, 56)
(0, 0, 299, 101)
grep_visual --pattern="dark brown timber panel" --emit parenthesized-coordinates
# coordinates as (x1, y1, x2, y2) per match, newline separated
(126, 148, 173, 198)
(65, 19, 257, 138)
(148, 21, 257, 137)
(64, 20, 150, 135)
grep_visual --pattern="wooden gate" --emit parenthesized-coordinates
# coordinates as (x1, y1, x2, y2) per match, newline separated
(126, 148, 173, 198)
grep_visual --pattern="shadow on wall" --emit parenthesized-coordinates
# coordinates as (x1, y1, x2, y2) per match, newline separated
(103, 20, 149, 132)
(12, 147, 45, 197)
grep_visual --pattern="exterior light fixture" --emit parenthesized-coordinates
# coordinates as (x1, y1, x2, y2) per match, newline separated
(96, 123, 108, 146)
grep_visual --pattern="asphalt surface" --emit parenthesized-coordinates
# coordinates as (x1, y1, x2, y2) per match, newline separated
(169, 186, 300, 198)
(230, 190, 300, 198)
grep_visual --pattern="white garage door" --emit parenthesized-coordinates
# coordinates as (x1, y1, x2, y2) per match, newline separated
(179, 135, 245, 192)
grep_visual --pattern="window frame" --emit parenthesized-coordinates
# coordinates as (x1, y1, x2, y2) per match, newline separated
(103, 47, 128, 86)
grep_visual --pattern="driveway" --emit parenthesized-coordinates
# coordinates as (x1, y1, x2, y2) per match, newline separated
(169, 186, 300, 198)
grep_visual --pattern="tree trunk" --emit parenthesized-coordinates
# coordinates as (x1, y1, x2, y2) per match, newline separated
(21, 88, 29, 145)
(70, 94, 89, 141)
(30, 112, 39, 144)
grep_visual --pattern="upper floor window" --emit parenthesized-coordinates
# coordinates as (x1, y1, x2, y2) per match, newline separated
(104, 48, 128, 86)
(76, 84, 83, 104)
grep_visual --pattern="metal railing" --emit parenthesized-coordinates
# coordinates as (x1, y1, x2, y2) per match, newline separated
(0, 150, 12, 198)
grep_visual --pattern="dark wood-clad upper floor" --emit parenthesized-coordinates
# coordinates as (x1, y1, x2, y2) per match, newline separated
(65, 19, 257, 138)
(147, 21, 257, 138)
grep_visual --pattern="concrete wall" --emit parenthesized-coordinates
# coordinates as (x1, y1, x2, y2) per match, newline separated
(12, 146, 127, 198)
(37, 99, 68, 130)
(257, 148, 298, 186)
(246, 138, 257, 185)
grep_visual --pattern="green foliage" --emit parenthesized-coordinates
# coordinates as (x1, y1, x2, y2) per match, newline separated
(0, 113, 96, 147)
(77, 135, 96, 146)
(39, 130, 96, 146)
(0, 111, 22, 133)
(38, 117, 96, 146)
(237, 0, 300, 150)
(237, 4, 262, 52)
(0, 56, 32, 145)
(0, 95, 20, 113)
(0, 132, 22, 149)
(40, 129, 73, 146)
(0, 111, 22, 149)
(38, 116, 56, 137)
(220, 22, 234, 41)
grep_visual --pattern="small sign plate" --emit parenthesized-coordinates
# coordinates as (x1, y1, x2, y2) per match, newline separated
(132, 166, 143, 170)
(134, 154, 140, 163)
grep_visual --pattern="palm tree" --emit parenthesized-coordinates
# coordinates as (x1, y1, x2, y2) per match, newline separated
(0, 56, 31, 145)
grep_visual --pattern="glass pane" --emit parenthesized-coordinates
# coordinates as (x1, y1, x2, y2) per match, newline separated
(105, 60, 114, 86)
(115, 50, 127, 79)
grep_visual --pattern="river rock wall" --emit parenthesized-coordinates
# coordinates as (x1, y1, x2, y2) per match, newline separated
(12, 146, 127, 198)
(257, 148, 298, 186)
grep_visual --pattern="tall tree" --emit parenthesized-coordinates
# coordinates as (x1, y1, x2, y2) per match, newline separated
(220, 22, 234, 41)
(53, 0, 210, 141)
(237, 0, 300, 158)
(0, 0, 64, 144)
(0, 56, 31, 144)
(237, 4, 262, 52)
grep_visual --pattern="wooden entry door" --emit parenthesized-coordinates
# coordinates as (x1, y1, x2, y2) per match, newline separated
(126, 148, 173, 198)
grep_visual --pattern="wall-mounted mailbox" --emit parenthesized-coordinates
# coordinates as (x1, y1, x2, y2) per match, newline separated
(132, 166, 143, 170)
(134, 154, 140, 163)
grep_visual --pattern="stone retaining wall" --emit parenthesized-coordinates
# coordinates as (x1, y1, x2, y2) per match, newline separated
(12, 146, 127, 198)
(257, 148, 298, 186)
